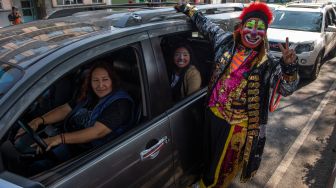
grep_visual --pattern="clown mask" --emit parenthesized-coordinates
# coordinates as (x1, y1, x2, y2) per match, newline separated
(240, 18, 266, 49)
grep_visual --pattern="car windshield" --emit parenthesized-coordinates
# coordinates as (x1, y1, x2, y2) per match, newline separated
(270, 10, 322, 32)
(0, 63, 23, 97)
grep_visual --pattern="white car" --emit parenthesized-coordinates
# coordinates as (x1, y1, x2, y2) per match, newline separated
(267, 3, 336, 80)
(266, 3, 283, 12)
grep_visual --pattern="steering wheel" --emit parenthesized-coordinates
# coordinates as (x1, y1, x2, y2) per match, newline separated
(17, 120, 48, 152)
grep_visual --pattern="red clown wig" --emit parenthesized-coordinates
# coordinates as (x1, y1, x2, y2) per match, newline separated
(239, 2, 273, 27)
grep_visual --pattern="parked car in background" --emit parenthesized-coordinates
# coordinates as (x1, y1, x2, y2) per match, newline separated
(0, 4, 242, 188)
(267, 3, 283, 12)
(267, 3, 336, 80)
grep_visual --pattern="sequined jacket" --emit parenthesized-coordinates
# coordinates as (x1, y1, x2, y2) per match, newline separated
(188, 10, 299, 125)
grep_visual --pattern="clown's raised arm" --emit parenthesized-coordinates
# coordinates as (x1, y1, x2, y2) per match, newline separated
(175, 3, 299, 97)
(175, 4, 231, 52)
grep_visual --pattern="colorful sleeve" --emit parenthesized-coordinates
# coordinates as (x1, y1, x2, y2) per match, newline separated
(270, 57, 299, 97)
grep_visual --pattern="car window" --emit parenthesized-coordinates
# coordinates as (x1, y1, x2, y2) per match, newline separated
(109, 46, 145, 124)
(326, 10, 331, 27)
(270, 10, 322, 32)
(0, 63, 23, 98)
(330, 8, 336, 25)
(3, 45, 145, 177)
(160, 32, 213, 104)
(327, 9, 336, 26)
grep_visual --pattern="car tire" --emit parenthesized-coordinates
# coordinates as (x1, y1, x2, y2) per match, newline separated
(311, 52, 323, 80)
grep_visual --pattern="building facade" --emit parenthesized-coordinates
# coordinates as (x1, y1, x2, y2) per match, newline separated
(0, 0, 256, 27)
(0, 0, 14, 27)
(1, 0, 109, 27)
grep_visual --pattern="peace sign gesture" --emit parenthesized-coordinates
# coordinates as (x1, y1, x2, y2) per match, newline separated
(278, 37, 297, 65)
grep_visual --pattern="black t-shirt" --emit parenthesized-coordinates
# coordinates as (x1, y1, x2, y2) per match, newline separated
(68, 98, 132, 132)
(97, 99, 132, 131)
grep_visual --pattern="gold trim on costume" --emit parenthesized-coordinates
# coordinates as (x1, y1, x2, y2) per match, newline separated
(248, 89, 259, 95)
(247, 130, 259, 136)
(248, 103, 260, 110)
(282, 73, 298, 82)
(249, 116, 259, 123)
(188, 9, 196, 17)
(248, 123, 259, 129)
(248, 75, 260, 81)
(243, 135, 253, 160)
(248, 110, 259, 116)
(248, 82, 260, 88)
(187, 5, 198, 17)
(248, 96, 260, 103)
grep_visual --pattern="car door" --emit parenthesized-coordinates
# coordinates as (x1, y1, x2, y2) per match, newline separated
(148, 25, 213, 187)
(166, 90, 206, 187)
(328, 8, 336, 53)
(324, 9, 336, 55)
(0, 32, 174, 188)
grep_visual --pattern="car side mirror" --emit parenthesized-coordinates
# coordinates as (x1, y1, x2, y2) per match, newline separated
(325, 25, 336, 32)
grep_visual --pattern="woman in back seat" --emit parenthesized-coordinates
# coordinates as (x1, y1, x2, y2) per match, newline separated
(170, 43, 202, 101)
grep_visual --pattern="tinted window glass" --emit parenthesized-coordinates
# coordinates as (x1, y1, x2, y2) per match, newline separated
(0, 63, 23, 97)
(327, 9, 336, 26)
(330, 9, 336, 25)
(270, 10, 322, 32)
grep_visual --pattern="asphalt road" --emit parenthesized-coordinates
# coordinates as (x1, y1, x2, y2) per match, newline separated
(231, 56, 336, 188)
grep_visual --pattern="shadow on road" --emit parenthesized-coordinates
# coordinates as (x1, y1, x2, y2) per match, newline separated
(301, 108, 336, 187)
(300, 51, 336, 187)
(297, 78, 313, 90)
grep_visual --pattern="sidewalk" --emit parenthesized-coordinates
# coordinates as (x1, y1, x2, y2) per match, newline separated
(327, 116, 336, 188)
(327, 159, 336, 188)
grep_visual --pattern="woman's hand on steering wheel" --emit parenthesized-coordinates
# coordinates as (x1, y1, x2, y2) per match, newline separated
(31, 135, 62, 154)
(16, 120, 48, 153)
(15, 117, 43, 139)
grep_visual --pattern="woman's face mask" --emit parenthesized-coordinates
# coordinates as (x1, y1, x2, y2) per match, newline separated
(240, 18, 266, 49)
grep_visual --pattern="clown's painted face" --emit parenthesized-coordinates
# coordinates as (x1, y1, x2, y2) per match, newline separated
(240, 18, 266, 49)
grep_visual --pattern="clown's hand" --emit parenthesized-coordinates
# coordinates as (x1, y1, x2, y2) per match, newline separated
(174, 3, 187, 13)
(174, 3, 197, 16)
(278, 37, 297, 65)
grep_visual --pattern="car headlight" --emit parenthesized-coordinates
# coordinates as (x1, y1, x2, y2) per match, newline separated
(295, 43, 314, 54)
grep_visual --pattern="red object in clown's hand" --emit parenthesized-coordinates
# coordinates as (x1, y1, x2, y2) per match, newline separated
(269, 76, 282, 112)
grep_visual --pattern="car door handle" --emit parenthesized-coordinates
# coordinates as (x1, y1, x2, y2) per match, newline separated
(140, 136, 169, 161)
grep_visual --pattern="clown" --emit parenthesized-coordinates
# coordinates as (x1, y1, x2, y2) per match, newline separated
(175, 2, 299, 188)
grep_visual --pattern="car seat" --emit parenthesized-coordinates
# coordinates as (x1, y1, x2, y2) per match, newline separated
(113, 59, 142, 126)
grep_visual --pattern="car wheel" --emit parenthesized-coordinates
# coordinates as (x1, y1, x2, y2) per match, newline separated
(312, 52, 323, 80)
